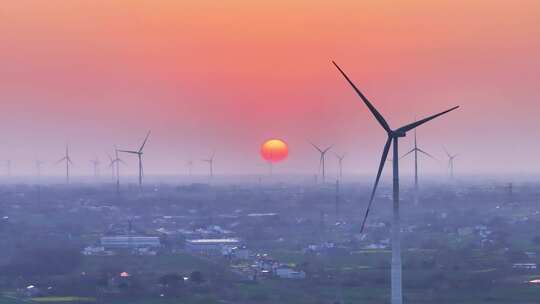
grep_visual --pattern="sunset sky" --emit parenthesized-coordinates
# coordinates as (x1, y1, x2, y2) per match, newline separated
(1, 0, 539, 177)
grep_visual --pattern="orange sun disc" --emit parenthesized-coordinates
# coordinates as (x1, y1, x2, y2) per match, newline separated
(261, 139, 288, 163)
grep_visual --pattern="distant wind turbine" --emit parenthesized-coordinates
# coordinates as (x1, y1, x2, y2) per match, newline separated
(335, 153, 345, 181)
(35, 159, 45, 178)
(56, 145, 73, 184)
(186, 160, 194, 176)
(333, 60, 459, 304)
(111, 148, 126, 194)
(443, 147, 458, 179)
(107, 153, 115, 181)
(119, 131, 151, 189)
(400, 129, 436, 205)
(202, 152, 215, 178)
(90, 157, 101, 178)
(5, 160, 11, 177)
(310, 142, 332, 183)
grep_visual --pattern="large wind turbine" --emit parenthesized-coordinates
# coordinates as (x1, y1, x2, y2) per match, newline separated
(333, 61, 459, 304)
(119, 131, 151, 189)
(400, 129, 436, 205)
(56, 145, 73, 184)
(310, 143, 332, 183)
(335, 153, 345, 181)
(202, 152, 215, 178)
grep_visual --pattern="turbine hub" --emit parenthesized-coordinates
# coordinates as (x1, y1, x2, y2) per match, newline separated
(391, 130, 406, 138)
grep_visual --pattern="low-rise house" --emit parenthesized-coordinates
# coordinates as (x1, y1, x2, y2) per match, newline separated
(275, 266, 306, 279)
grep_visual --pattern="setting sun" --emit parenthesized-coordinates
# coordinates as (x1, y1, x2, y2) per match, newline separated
(260, 139, 288, 163)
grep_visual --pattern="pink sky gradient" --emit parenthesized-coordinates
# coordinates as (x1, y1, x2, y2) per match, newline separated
(1, 0, 539, 177)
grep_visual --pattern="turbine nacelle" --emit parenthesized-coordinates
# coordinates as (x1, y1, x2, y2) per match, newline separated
(390, 130, 407, 138)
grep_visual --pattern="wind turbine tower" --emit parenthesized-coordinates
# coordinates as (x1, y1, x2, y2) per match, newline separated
(187, 160, 194, 176)
(400, 129, 436, 205)
(333, 61, 459, 304)
(335, 153, 345, 181)
(56, 145, 73, 184)
(119, 131, 151, 189)
(90, 157, 101, 178)
(5, 160, 12, 177)
(443, 147, 458, 179)
(310, 143, 332, 183)
(35, 160, 45, 179)
(112, 147, 125, 194)
(202, 152, 215, 178)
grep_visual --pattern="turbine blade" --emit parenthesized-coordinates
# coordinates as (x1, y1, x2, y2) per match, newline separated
(334, 152, 345, 160)
(309, 142, 323, 153)
(118, 150, 139, 155)
(332, 61, 391, 132)
(56, 157, 67, 164)
(417, 148, 437, 160)
(323, 145, 333, 153)
(399, 148, 415, 160)
(139, 130, 151, 152)
(396, 106, 459, 133)
(442, 146, 451, 158)
(360, 136, 392, 233)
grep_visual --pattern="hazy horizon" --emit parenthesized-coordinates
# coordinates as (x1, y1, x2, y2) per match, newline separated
(1, 1, 539, 176)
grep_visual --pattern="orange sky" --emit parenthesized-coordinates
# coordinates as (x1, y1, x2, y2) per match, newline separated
(1, 0, 539, 176)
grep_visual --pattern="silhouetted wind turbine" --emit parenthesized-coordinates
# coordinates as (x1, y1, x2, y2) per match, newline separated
(111, 148, 126, 194)
(333, 61, 459, 304)
(90, 157, 101, 178)
(5, 160, 12, 177)
(310, 142, 332, 183)
(400, 129, 436, 205)
(56, 145, 73, 184)
(107, 153, 115, 181)
(335, 153, 345, 181)
(119, 131, 151, 189)
(202, 152, 215, 178)
(443, 147, 458, 179)
(186, 160, 194, 176)
(35, 160, 45, 178)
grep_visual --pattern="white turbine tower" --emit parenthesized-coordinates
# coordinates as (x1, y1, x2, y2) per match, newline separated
(333, 61, 459, 304)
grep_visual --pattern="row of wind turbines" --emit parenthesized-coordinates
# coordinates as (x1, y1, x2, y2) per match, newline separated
(311, 137, 458, 184)
(2, 61, 459, 304)
(21, 131, 217, 190)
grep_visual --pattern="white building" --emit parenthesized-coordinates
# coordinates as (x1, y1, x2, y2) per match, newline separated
(185, 238, 241, 254)
(100, 236, 161, 249)
(275, 266, 306, 279)
(82, 246, 106, 256)
(512, 263, 537, 270)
